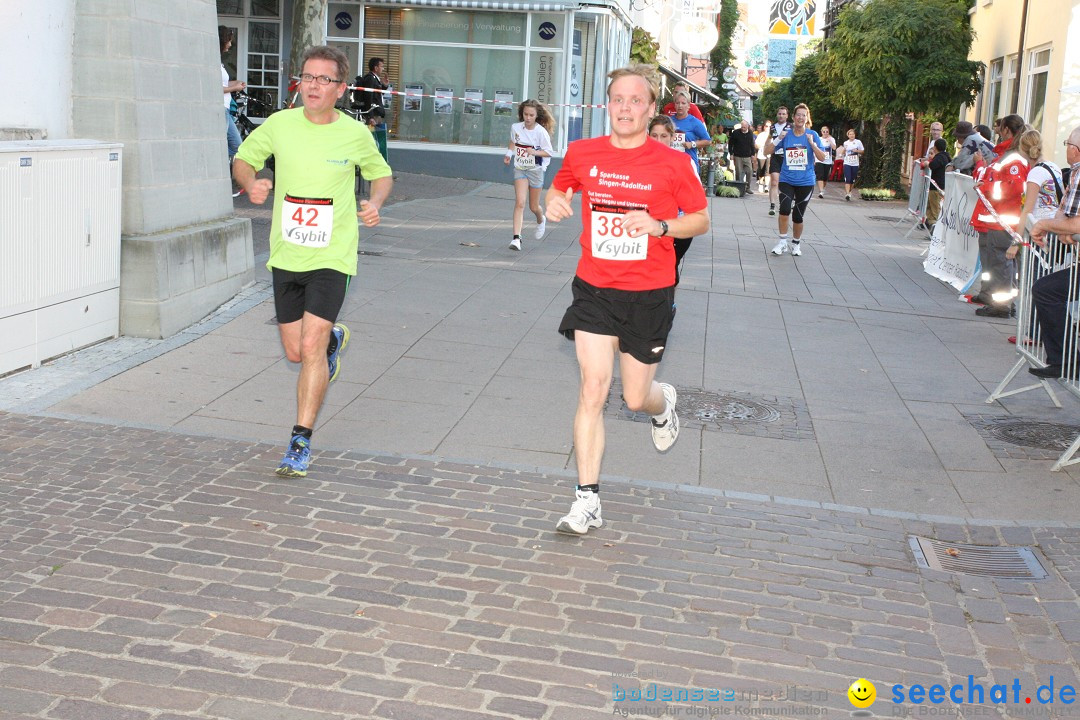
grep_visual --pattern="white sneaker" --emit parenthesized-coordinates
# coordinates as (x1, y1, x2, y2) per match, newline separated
(651, 383, 680, 452)
(771, 238, 788, 255)
(790, 242, 802, 257)
(556, 489, 602, 535)
(845, 193, 851, 201)
(535, 218, 547, 240)
(818, 192, 824, 199)
(509, 238, 521, 251)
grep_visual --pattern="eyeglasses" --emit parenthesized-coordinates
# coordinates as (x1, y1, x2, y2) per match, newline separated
(1066, 142, 1080, 151)
(299, 73, 342, 86)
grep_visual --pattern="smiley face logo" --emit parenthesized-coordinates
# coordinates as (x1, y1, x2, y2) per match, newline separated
(847, 679, 876, 709)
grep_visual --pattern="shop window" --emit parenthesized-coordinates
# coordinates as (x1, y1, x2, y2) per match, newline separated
(217, 0, 243, 15)
(250, 0, 278, 17)
(365, 7, 525, 47)
(247, 21, 281, 115)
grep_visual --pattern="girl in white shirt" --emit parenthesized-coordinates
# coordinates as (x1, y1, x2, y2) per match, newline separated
(504, 100, 556, 251)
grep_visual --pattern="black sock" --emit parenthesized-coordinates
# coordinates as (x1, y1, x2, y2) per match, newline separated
(326, 332, 338, 358)
(292, 425, 313, 440)
(577, 484, 599, 494)
(513, 234, 521, 240)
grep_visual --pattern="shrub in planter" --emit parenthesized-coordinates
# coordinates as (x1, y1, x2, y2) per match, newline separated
(715, 185, 742, 198)
(858, 188, 904, 201)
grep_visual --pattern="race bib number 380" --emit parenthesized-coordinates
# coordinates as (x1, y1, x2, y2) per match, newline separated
(590, 203, 647, 261)
(282, 195, 333, 247)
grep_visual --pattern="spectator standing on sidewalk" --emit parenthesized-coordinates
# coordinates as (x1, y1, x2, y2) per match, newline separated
(504, 99, 555, 251)
(1028, 126, 1080, 378)
(544, 65, 709, 535)
(219, 27, 245, 167)
(948, 121, 997, 176)
(353, 57, 389, 121)
(922, 138, 950, 228)
(814, 125, 836, 198)
(969, 122, 1031, 318)
(766, 103, 828, 257)
(729, 119, 757, 193)
(233, 45, 393, 478)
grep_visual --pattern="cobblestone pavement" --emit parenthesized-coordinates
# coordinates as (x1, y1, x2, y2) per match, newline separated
(2, 412, 1079, 719)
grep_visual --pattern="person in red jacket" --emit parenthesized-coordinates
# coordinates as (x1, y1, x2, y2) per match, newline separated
(970, 131, 1030, 318)
(661, 82, 704, 122)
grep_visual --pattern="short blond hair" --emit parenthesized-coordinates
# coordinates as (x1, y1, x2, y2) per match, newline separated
(606, 64, 660, 104)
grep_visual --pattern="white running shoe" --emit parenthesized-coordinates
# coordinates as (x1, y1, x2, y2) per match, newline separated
(771, 238, 788, 255)
(535, 218, 547, 240)
(509, 238, 522, 251)
(790, 242, 802, 257)
(556, 490, 602, 535)
(818, 192, 824, 199)
(651, 383, 680, 452)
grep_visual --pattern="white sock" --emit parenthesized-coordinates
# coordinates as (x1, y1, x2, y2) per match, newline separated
(651, 399, 670, 423)
(778, 234, 789, 241)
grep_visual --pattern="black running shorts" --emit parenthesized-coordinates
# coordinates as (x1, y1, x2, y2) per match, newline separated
(272, 267, 351, 324)
(814, 163, 831, 182)
(559, 276, 675, 365)
(778, 182, 814, 224)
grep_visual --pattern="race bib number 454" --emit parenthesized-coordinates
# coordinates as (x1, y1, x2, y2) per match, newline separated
(590, 203, 647, 261)
(785, 146, 808, 170)
(282, 195, 333, 247)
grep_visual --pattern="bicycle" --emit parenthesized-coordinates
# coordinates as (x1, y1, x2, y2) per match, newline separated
(231, 90, 272, 140)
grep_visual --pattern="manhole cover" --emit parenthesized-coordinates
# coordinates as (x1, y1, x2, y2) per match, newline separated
(607, 381, 814, 441)
(964, 414, 1080, 460)
(909, 536, 1048, 580)
(686, 393, 781, 424)
(867, 216, 904, 222)
(987, 420, 1078, 451)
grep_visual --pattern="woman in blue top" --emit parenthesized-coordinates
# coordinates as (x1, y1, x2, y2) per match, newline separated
(764, 103, 828, 257)
(669, 91, 711, 173)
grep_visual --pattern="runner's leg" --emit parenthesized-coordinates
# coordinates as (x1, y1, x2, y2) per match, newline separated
(572, 330, 619, 487)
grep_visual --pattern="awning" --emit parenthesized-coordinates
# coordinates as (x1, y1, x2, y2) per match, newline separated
(657, 63, 721, 104)
(365, 0, 579, 10)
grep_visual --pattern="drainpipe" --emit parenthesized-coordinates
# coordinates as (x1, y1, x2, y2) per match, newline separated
(1009, 0, 1029, 114)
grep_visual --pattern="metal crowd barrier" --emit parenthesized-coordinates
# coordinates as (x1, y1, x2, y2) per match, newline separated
(985, 220, 1080, 470)
(897, 160, 930, 240)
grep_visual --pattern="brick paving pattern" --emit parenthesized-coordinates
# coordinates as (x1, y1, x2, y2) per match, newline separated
(2, 413, 1079, 719)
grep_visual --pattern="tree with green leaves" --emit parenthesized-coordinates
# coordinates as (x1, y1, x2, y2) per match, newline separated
(710, 0, 739, 95)
(819, 0, 982, 191)
(630, 27, 659, 66)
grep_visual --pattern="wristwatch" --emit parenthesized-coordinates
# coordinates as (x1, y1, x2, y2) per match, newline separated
(659, 220, 669, 236)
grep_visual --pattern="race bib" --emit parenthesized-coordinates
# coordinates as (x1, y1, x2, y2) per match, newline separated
(514, 144, 536, 169)
(672, 132, 686, 149)
(785, 146, 808, 170)
(590, 203, 647, 261)
(282, 195, 333, 248)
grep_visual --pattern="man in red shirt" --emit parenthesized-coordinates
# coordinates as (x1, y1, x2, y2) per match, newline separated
(661, 82, 704, 122)
(545, 65, 710, 535)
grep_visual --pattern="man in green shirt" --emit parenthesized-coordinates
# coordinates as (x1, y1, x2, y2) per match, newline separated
(234, 45, 393, 478)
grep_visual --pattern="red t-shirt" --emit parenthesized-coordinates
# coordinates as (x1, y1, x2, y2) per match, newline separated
(662, 102, 704, 122)
(552, 136, 708, 291)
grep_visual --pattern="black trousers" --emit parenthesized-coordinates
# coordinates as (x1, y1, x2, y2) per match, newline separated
(1032, 266, 1080, 368)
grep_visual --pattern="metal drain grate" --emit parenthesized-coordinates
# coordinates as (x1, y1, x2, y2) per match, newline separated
(607, 381, 815, 441)
(909, 536, 1048, 580)
(964, 414, 1080, 460)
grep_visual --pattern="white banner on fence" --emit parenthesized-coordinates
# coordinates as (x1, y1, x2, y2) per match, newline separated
(923, 171, 981, 292)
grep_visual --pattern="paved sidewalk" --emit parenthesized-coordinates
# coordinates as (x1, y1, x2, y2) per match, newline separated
(2, 173, 1080, 719)
(6, 173, 1079, 525)
(1, 412, 1078, 720)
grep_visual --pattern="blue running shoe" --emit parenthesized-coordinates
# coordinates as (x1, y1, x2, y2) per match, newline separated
(327, 323, 350, 384)
(275, 434, 311, 477)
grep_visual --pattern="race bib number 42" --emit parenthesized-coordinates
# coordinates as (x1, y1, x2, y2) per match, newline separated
(282, 195, 333, 247)
(514, 144, 536, 169)
(785, 146, 808, 170)
(590, 203, 647, 261)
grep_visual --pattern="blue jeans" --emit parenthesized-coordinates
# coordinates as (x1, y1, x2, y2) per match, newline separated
(226, 108, 241, 159)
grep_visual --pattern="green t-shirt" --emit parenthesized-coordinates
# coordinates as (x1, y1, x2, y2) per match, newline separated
(236, 108, 392, 276)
